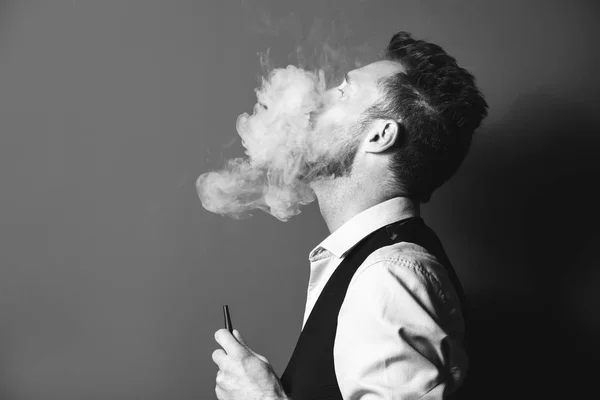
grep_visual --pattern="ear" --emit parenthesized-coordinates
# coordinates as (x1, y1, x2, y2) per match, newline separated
(363, 119, 402, 153)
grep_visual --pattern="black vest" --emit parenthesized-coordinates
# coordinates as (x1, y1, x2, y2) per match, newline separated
(280, 217, 467, 400)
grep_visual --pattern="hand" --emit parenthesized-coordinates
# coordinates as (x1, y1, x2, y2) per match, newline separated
(212, 328, 288, 400)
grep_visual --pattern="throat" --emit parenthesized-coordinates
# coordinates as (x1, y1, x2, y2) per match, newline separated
(312, 177, 368, 234)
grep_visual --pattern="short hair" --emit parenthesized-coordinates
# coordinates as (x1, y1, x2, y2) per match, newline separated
(363, 31, 489, 203)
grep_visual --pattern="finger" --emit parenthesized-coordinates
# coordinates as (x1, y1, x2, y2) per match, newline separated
(211, 348, 226, 366)
(214, 328, 247, 358)
(216, 370, 225, 387)
(215, 384, 223, 400)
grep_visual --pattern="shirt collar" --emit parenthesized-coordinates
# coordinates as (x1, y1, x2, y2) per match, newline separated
(308, 196, 420, 261)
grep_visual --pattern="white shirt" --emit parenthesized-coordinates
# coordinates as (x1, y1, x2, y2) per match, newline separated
(303, 197, 467, 399)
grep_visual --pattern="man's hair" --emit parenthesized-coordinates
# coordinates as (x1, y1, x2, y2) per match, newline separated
(363, 31, 489, 203)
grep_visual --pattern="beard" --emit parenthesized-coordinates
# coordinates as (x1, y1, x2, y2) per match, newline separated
(298, 120, 364, 183)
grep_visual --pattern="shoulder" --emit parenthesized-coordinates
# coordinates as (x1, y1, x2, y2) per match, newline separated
(336, 242, 468, 397)
(347, 242, 462, 315)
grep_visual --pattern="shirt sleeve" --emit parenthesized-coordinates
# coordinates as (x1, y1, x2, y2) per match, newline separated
(333, 256, 467, 400)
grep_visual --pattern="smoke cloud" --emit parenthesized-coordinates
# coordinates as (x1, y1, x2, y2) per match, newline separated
(196, 66, 329, 221)
(197, 11, 379, 222)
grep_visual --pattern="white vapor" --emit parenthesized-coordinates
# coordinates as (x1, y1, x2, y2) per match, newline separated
(196, 66, 328, 221)
(197, 10, 379, 222)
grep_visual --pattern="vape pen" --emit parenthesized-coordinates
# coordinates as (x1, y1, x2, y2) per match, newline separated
(223, 304, 233, 334)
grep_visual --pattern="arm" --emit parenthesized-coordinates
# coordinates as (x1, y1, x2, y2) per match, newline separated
(333, 256, 467, 400)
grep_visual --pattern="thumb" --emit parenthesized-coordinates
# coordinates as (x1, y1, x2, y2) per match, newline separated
(233, 329, 248, 347)
(233, 329, 269, 364)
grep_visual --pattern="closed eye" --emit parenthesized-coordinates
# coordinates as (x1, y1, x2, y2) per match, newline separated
(337, 79, 348, 97)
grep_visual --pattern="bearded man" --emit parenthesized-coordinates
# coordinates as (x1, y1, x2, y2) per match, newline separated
(213, 30, 489, 400)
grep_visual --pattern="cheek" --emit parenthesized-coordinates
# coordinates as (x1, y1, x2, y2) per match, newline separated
(315, 104, 354, 131)
(312, 92, 368, 135)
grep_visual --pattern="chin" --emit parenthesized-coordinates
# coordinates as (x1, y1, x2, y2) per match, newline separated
(308, 175, 334, 188)
(309, 173, 347, 191)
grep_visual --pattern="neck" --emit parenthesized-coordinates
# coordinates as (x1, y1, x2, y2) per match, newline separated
(310, 176, 416, 234)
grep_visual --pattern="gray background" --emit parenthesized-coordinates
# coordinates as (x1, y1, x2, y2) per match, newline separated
(1, 1, 599, 399)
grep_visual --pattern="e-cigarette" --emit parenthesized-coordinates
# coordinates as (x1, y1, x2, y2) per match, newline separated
(223, 304, 233, 334)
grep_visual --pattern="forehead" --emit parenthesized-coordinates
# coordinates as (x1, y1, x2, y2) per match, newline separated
(350, 60, 404, 85)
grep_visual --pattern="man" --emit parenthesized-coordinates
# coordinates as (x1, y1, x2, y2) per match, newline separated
(212, 30, 488, 400)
